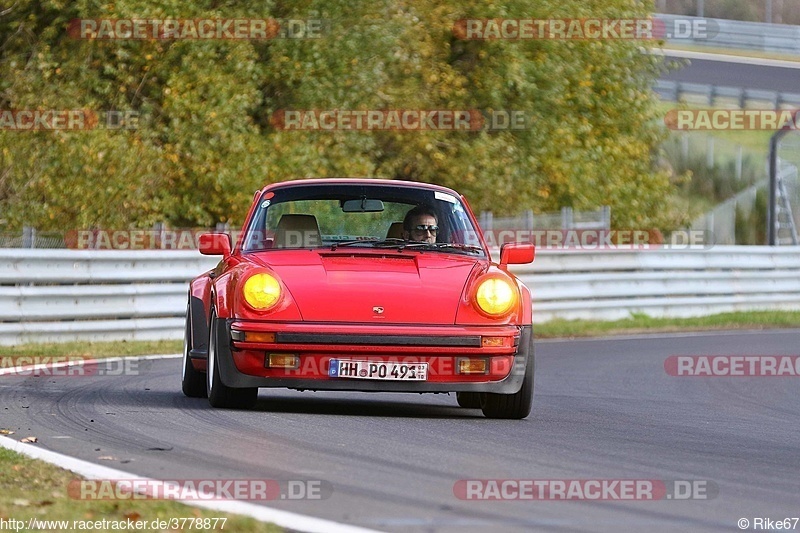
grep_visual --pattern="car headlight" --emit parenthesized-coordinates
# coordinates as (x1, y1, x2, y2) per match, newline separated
(474, 278, 516, 316)
(243, 273, 282, 310)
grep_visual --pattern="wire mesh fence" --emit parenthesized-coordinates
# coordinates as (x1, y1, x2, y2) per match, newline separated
(663, 130, 800, 245)
(0, 223, 231, 249)
(478, 207, 611, 232)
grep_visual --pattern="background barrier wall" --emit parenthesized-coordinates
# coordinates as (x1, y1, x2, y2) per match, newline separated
(655, 14, 800, 55)
(1, 247, 799, 345)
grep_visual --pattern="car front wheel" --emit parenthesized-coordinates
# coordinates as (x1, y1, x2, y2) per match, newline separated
(480, 354, 534, 420)
(181, 302, 207, 398)
(206, 308, 258, 409)
(456, 392, 482, 408)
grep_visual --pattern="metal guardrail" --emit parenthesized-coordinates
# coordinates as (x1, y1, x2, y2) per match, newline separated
(656, 14, 800, 55)
(655, 80, 800, 108)
(517, 247, 800, 321)
(2, 247, 799, 345)
(0, 250, 216, 345)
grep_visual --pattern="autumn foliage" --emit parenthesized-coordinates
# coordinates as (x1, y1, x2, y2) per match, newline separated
(0, 0, 671, 232)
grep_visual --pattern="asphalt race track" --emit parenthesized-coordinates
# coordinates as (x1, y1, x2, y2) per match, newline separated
(2, 330, 799, 532)
(660, 53, 800, 93)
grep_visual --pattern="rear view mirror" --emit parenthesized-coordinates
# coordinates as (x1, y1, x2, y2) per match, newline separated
(342, 198, 385, 212)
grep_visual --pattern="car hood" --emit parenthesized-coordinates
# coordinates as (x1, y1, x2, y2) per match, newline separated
(250, 250, 480, 324)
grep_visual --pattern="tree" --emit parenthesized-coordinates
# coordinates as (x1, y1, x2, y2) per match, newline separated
(1, 0, 674, 232)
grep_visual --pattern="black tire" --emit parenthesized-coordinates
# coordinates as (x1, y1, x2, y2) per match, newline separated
(206, 308, 258, 409)
(456, 392, 482, 408)
(480, 354, 534, 420)
(181, 302, 207, 398)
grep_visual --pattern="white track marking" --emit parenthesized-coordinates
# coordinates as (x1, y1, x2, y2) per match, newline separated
(655, 48, 800, 69)
(2, 352, 384, 532)
(0, 436, 384, 533)
(0, 353, 180, 376)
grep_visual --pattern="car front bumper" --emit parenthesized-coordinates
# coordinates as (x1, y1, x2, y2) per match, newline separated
(212, 320, 534, 394)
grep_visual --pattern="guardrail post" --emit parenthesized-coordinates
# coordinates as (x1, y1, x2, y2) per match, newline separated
(153, 221, 166, 249)
(22, 226, 35, 248)
(706, 137, 715, 169)
(561, 207, 573, 229)
(681, 134, 689, 162)
(524, 210, 534, 230)
(769, 136, 779, 245)
(479, 211, 493, 231)
(767, 110, 798, 245)
(736, 145, 743, 181)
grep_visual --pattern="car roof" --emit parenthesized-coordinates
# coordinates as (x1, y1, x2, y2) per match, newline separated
(259, 178, 462, 197)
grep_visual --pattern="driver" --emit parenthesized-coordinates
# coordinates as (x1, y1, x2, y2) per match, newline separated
(402, 205, 439, 244)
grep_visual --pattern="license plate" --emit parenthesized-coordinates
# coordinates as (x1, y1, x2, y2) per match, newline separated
(328, 360, 428, 381)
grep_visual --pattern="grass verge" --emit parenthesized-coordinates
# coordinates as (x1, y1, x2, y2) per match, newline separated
(0, 447, 282, 532)
(535, 310, 800, 338)
(0, 340, 182, 362)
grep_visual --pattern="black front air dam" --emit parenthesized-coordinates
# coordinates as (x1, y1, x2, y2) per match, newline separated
(214, 319, 534, 394)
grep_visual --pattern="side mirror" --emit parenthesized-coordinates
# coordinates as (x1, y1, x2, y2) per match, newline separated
(499, 242, 534, 267)
(198, 233, 232, 257)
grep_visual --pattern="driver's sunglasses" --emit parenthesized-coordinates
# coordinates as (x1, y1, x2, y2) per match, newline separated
(413, 225, 439, 233)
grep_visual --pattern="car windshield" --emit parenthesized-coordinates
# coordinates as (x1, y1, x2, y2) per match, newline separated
(241, 183, 485, 257)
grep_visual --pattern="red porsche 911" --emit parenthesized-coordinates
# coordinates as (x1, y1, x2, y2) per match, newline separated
(181, 179, 535, 419)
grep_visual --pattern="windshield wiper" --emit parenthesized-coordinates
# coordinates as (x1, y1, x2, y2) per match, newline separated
(330, 240, 482, 255)
(401, 242, 484, 254)
(330, 238, 405, 251)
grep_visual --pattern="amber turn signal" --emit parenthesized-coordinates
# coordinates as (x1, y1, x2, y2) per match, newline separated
(243, 331, 276, 343)
(458, 358, 488, 374)
(481, 336, 506, 347)
(266, 354, 299, 369)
